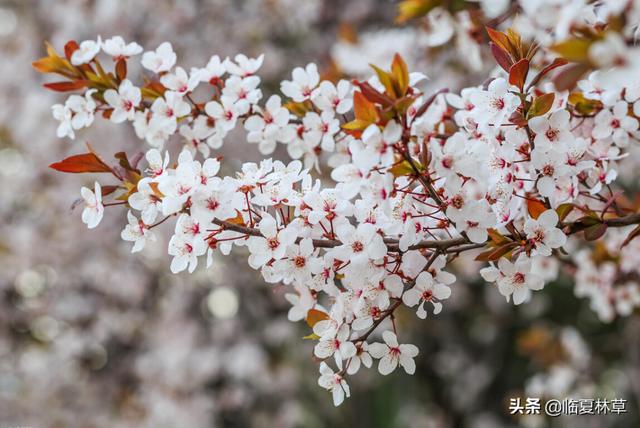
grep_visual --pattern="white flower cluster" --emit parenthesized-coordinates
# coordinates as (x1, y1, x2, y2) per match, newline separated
(574, 227, 640, 322)
(44, 2, 640, 405)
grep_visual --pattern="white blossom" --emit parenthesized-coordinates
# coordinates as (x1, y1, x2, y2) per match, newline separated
(104, 79, 141, 123)
(102, 36, 142, 58)
(80, 182, 104, 229)
(141, 42, 177, 73)
(71, 37, 101, 65)
(368, 331, 419, 375)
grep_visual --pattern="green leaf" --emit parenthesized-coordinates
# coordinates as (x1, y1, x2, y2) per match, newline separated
(396, 0, 440, 23)
(527, 93, 555, 119)
(389, 159, 421, 177)
(390, 53, 410, 98)
(370, 64, 395, 98)
(556, 203, 575, 222)
(551, 38, 592, 63)
(487, 228, 510, 246)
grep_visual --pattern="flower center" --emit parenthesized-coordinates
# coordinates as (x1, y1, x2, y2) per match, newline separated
(533, 228, 545, 242)
(442, 156, 453, 169)
(451, 195, 464, 209)
(491, 97, 505, 110)
(545, 128, 558, 141)
(267, 237, 280, 249)
(206, 198, 219, 211)
(513, 272, 525, 284)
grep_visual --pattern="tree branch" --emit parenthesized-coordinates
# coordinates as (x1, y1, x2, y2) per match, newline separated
(212, 211, 640, 254)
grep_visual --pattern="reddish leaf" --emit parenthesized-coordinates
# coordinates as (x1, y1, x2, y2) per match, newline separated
(527, 198, 547, 219)
(527, 58, 568, 89)
(475, 242, 518, 262)
(418, 140, 431, 167)
(621, 224, 640, 248)
(393, 94, 419, 116)
(490, 42, 513, 72)
(584, 223, 607, 241)
(486, 27, 511, 53)
(504, 221, 520, 239)
(354, 81, 394, 107)
(43, 80, 90, 92)
(414, 88, 448, 119)
(115, 58, 127, 81)
(100, 185, 120, 197)
(509, 110, 528, 128)
(353, 91, 379, 123)
(49, 153, 112, 174)
(509, 59, 529, 91)
(305, 309, 329, 328)
(115, 152, 133, 171)
(226, 209, 246, 226)
(114, 152, 140, 173)
(64, 40, 79, 61)
(142, 80, 167, 98)
(570, 215, 601, 233)
(553, 63, 589, 92)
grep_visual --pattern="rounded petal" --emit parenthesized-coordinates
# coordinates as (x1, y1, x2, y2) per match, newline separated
(314, 341, 335, 359)
(399, 343, 419, 358)
(538, 209, 559, 228)
(332, 385, 345, 406)
(399, 355, 416, 374)
(367, 342, 388, 359)
(382, 330, 398, 347)
(377, 354, 397, 375)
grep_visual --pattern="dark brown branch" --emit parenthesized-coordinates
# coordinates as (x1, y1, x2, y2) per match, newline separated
(213, 212, 640, 254)
(212, 218, 468, 251)
(602, 213, 640, 227)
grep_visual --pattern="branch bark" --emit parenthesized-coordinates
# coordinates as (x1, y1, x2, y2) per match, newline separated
(212, 211, 640, 254)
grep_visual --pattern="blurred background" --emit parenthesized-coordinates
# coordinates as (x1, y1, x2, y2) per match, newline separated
(0, 0, 638, 427)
